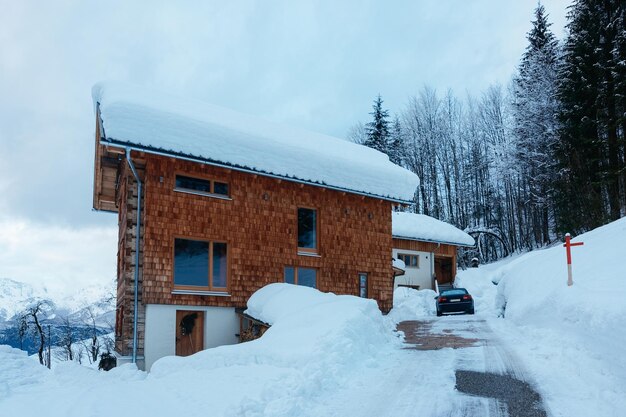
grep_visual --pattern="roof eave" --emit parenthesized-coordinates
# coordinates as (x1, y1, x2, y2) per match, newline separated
(99, 137, 414, 204)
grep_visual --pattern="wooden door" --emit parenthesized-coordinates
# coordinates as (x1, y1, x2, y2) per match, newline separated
(434, 256, 453, 285)
(175, 310, 205, 357)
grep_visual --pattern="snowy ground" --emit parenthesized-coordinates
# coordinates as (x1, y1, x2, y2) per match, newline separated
(1, 218, 625, 416)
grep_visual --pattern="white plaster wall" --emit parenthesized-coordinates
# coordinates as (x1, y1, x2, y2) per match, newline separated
(144, 304, 239, 371)
(392, 248, 434, 290)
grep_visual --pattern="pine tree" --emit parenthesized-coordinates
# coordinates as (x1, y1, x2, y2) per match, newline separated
(555, 0, 625, 233)
(364, 95, 391, 155)
(512, 3, 560, 245)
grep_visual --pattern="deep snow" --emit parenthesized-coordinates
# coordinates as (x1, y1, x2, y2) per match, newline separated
(455, 217, 626, 417)
(1, 218, 625, 416)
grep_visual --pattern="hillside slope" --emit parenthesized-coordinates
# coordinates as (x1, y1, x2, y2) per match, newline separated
(456, 216, 626, 417)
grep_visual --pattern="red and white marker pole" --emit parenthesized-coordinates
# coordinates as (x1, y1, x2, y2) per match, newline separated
(563, 233, 584, 286)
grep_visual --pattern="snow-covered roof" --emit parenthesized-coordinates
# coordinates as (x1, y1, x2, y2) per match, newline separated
(92, 82, 419, 202)
(392, 212, 475, 247)
(392, 257, 406, 271)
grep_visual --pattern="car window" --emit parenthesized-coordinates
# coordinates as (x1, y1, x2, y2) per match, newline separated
(441, 289, 467, 296)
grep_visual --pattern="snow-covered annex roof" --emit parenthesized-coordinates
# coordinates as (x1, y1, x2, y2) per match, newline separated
(392, 212, 475, 247)
(92, 82, 419, 202)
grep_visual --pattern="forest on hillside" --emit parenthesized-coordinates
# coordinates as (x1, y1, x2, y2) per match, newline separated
(351, 0, 626, 263)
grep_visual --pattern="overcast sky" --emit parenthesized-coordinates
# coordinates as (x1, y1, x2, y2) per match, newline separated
(0, 0, 570, 296)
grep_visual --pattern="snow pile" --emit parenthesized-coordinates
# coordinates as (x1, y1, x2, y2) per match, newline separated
(93, 82, 419, 202)
(152, 284, 402, 415)
(392, 212, 475, 246)
(387, 287, 437, 323)
(0, 284, 397, 417)
(149, 284, 398, 417)
(453, 259, 513, 317)
(495, 217, 626, 328)
(0, 345, 49, 397)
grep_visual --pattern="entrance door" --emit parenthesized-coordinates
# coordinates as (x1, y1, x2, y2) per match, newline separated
(434, 256, 453, 285)
(175, 310, 205, 357)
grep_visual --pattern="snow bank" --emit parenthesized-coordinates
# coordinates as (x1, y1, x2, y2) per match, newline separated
(392, 212, 475, 246)
(152, 283, 396, 371)
(454, 218, 626, 417)
(0, 284, 398, 417)
(387, 287, 437, 323)
(495, 217, 626, 328)
(0, 345, 49, 396)
(148, 284, 400, 416)
(93, 82, 419, 202)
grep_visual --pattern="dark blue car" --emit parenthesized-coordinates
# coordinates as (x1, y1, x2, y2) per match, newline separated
(436, 288, 474, 316)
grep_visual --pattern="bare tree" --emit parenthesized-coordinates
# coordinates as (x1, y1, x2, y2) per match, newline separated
(58, 316, 75, 361)
(347, 121, 367, 144)
(20, 299, 54, 366)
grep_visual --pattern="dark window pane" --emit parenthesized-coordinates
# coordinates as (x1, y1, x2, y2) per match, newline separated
(359, 273, 368, 298)
(297, 268, 317, 288)
(213, 182, 229, 196)
(297, 208, 317, 249)
(174, 239, 209, 287)
(284, 267, 295, 284)
(212, 242, 228, 288)
(175, 175, 212, 193)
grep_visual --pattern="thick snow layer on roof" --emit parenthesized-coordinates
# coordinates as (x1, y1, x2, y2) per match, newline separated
(392, 212, 474, 246)
(392, 257, 406, 270)
(92, 82, 419, 201)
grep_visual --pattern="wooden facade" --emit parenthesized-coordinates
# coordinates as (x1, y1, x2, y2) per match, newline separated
(95, 141, 397, 359)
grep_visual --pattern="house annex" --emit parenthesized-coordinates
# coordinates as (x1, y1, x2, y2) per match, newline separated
(391, 212, 474, 291)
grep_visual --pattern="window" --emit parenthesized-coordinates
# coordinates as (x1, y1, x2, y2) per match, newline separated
(175, 175, 229, 198)
(358, 273, 368, 298)
(284, 266, 317, 288)
(297, 208, 318, 253)
(398, 253, 419, 268)
(174, 238, 228, 291)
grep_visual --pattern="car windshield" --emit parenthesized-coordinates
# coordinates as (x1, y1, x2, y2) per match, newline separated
(441, 289, 467, 297)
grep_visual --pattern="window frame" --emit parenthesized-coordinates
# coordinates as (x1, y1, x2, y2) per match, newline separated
(358, 272, 368, 298)
(284, 266, 318, 288)
(398, 253, 419, 268)
(173, 173, 231, 200)
(172, 236, 229, 293)
(297, 207, 320, 255)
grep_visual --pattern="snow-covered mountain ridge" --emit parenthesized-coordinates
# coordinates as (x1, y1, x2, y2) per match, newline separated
(0, 277, 115, 324)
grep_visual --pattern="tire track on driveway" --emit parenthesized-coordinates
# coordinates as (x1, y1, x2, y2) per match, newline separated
(403, 317, 549, 417)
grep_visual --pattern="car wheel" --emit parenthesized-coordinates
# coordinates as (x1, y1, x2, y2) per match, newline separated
(436, 310, 442, 317)
(468, 308, 475, 315)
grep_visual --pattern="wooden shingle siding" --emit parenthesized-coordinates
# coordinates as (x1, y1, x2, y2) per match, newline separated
(139, 154, 394, 311)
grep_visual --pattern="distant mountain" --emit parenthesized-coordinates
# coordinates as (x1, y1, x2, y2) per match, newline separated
(0, 277, 115, 323)
(0, 278, 38, 322)
(0, 277, 115, 353)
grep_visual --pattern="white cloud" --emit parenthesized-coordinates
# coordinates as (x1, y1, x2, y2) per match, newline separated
(0, 0, 570, 297)
(0, 218, 117, 299)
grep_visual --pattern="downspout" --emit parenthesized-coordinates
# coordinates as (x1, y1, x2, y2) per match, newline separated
(126, 148, 142, 364)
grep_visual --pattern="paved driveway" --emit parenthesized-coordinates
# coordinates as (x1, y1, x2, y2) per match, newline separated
(312, 317, 549, 417)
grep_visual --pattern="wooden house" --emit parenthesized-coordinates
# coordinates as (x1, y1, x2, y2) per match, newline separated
(391, 212, 474, 291)
(91, 82, 419, 370)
